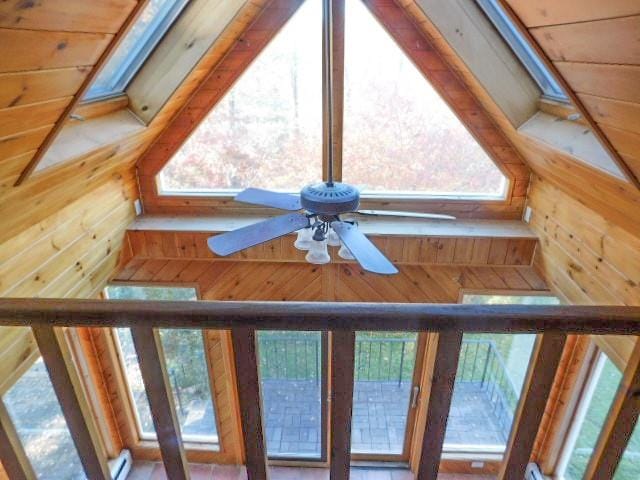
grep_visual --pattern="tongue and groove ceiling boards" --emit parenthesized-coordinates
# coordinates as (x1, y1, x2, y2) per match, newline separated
(137, 0, 531, 220)
(0, 0, 146, 184)
(504, 0, 640, 181)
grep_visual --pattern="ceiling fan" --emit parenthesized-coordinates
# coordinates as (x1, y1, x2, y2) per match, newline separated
(207, 0, 455, 275)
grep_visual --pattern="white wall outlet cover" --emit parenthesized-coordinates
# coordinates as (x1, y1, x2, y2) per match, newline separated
(471, 461, 484, 468)
(524, 205, 533, 223)
(134, 199, 143, 216)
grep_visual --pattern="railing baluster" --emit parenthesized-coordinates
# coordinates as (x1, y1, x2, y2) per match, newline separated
(231, 327, 269, 480)
(330, 330, 356, 480)
(499, 333, 567, 480)
(31, 326, 111, 480)
(0, 400, 37, 480)
(416, 331, 463, 480)
(130, 327, 190, 480)
(583, 339, 640, 480)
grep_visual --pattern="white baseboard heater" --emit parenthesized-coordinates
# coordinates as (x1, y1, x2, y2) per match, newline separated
(108, 449, 133, 480)
(526, 463, 547, 480)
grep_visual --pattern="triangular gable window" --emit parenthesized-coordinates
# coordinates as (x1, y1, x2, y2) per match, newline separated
(341, 0, 507, 198)
(159, 0, 323, 193)
(159, 0, 507, 199)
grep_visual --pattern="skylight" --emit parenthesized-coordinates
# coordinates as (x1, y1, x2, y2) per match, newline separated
(341, 0, 507, 198)
(476, 0, 568, 102)
(159, 0, 322, 193)
(85, 0, 189, 101)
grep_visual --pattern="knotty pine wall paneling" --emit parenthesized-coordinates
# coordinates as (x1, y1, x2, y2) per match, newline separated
(396, 0, 640, 239)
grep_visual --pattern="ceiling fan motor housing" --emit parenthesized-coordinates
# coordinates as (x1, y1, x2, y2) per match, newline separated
(300, 182, 360, 215)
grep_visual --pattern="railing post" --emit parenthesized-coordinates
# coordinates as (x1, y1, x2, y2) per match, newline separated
(0, 400, 36, 480)
(416, 331, 463, 480)
(31, 326, 111, 480)
(130, 327, 190, 480)
(583, 338, 640, 480)
(499, 333, 567, 480)
(330, 330, 356, 480)
(231, 327, 269, 480)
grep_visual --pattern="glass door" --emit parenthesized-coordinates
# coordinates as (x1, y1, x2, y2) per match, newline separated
(257, 331, 328, 461)
(350, 331, 426, 460)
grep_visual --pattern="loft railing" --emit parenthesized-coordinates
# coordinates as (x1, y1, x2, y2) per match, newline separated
(0, 299, 639, 480)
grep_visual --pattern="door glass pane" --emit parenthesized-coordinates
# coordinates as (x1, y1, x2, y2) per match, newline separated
(3, 358, 86, 479)
(351, 332, 418, 455)
(444, 332, 536, 452)
(564, 355, 622, 479)
(105, 285, 219, 446)
(444, 294, 559, 453)
(257, 331, 323, 459)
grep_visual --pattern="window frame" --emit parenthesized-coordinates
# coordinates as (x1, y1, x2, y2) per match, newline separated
(104, 283, 223, 449)
(475, 0, 568, 103)
(84, 0, 190, 102)
(554, 346, 618, 480)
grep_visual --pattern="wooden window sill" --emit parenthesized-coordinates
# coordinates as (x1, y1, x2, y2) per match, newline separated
(129, 214, 537, 239)
(34, 108, 145, 175)
(518, 111, 626, 180)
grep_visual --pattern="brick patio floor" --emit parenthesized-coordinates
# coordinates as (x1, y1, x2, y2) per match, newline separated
(262, 379, 508, 458)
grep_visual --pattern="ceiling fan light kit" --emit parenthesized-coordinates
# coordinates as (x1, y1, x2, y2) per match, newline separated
(294, 227, 314, 250)
(305, 238, 331, 265)
(206, 0, 455, 275)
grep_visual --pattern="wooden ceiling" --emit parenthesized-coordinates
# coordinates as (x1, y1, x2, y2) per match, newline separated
(1, 0, 640, 242)
(504, 0, 640, 184)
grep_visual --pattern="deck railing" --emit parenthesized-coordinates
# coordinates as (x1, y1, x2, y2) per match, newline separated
(0, 299, 639, 480)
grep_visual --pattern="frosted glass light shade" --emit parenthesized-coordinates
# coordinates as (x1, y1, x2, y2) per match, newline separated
(294, 228, 313, 251)
(327, 228, 341, 247)
(338, 242, 355, 260)
(306, 239, 331, 264)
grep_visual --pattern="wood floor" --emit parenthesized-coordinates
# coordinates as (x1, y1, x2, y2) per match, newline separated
(128, 462, 494, 479)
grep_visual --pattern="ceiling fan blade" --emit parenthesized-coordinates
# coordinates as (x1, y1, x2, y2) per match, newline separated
(235, 188, 302, 211)
(208, 213, 309, 256)
(332, 221, 398, 275)
(356, 209, 456, 220)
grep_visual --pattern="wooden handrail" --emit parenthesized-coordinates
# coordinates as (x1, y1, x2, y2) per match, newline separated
(0, 299, 639, 480)
(0, 298, 640, 333)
